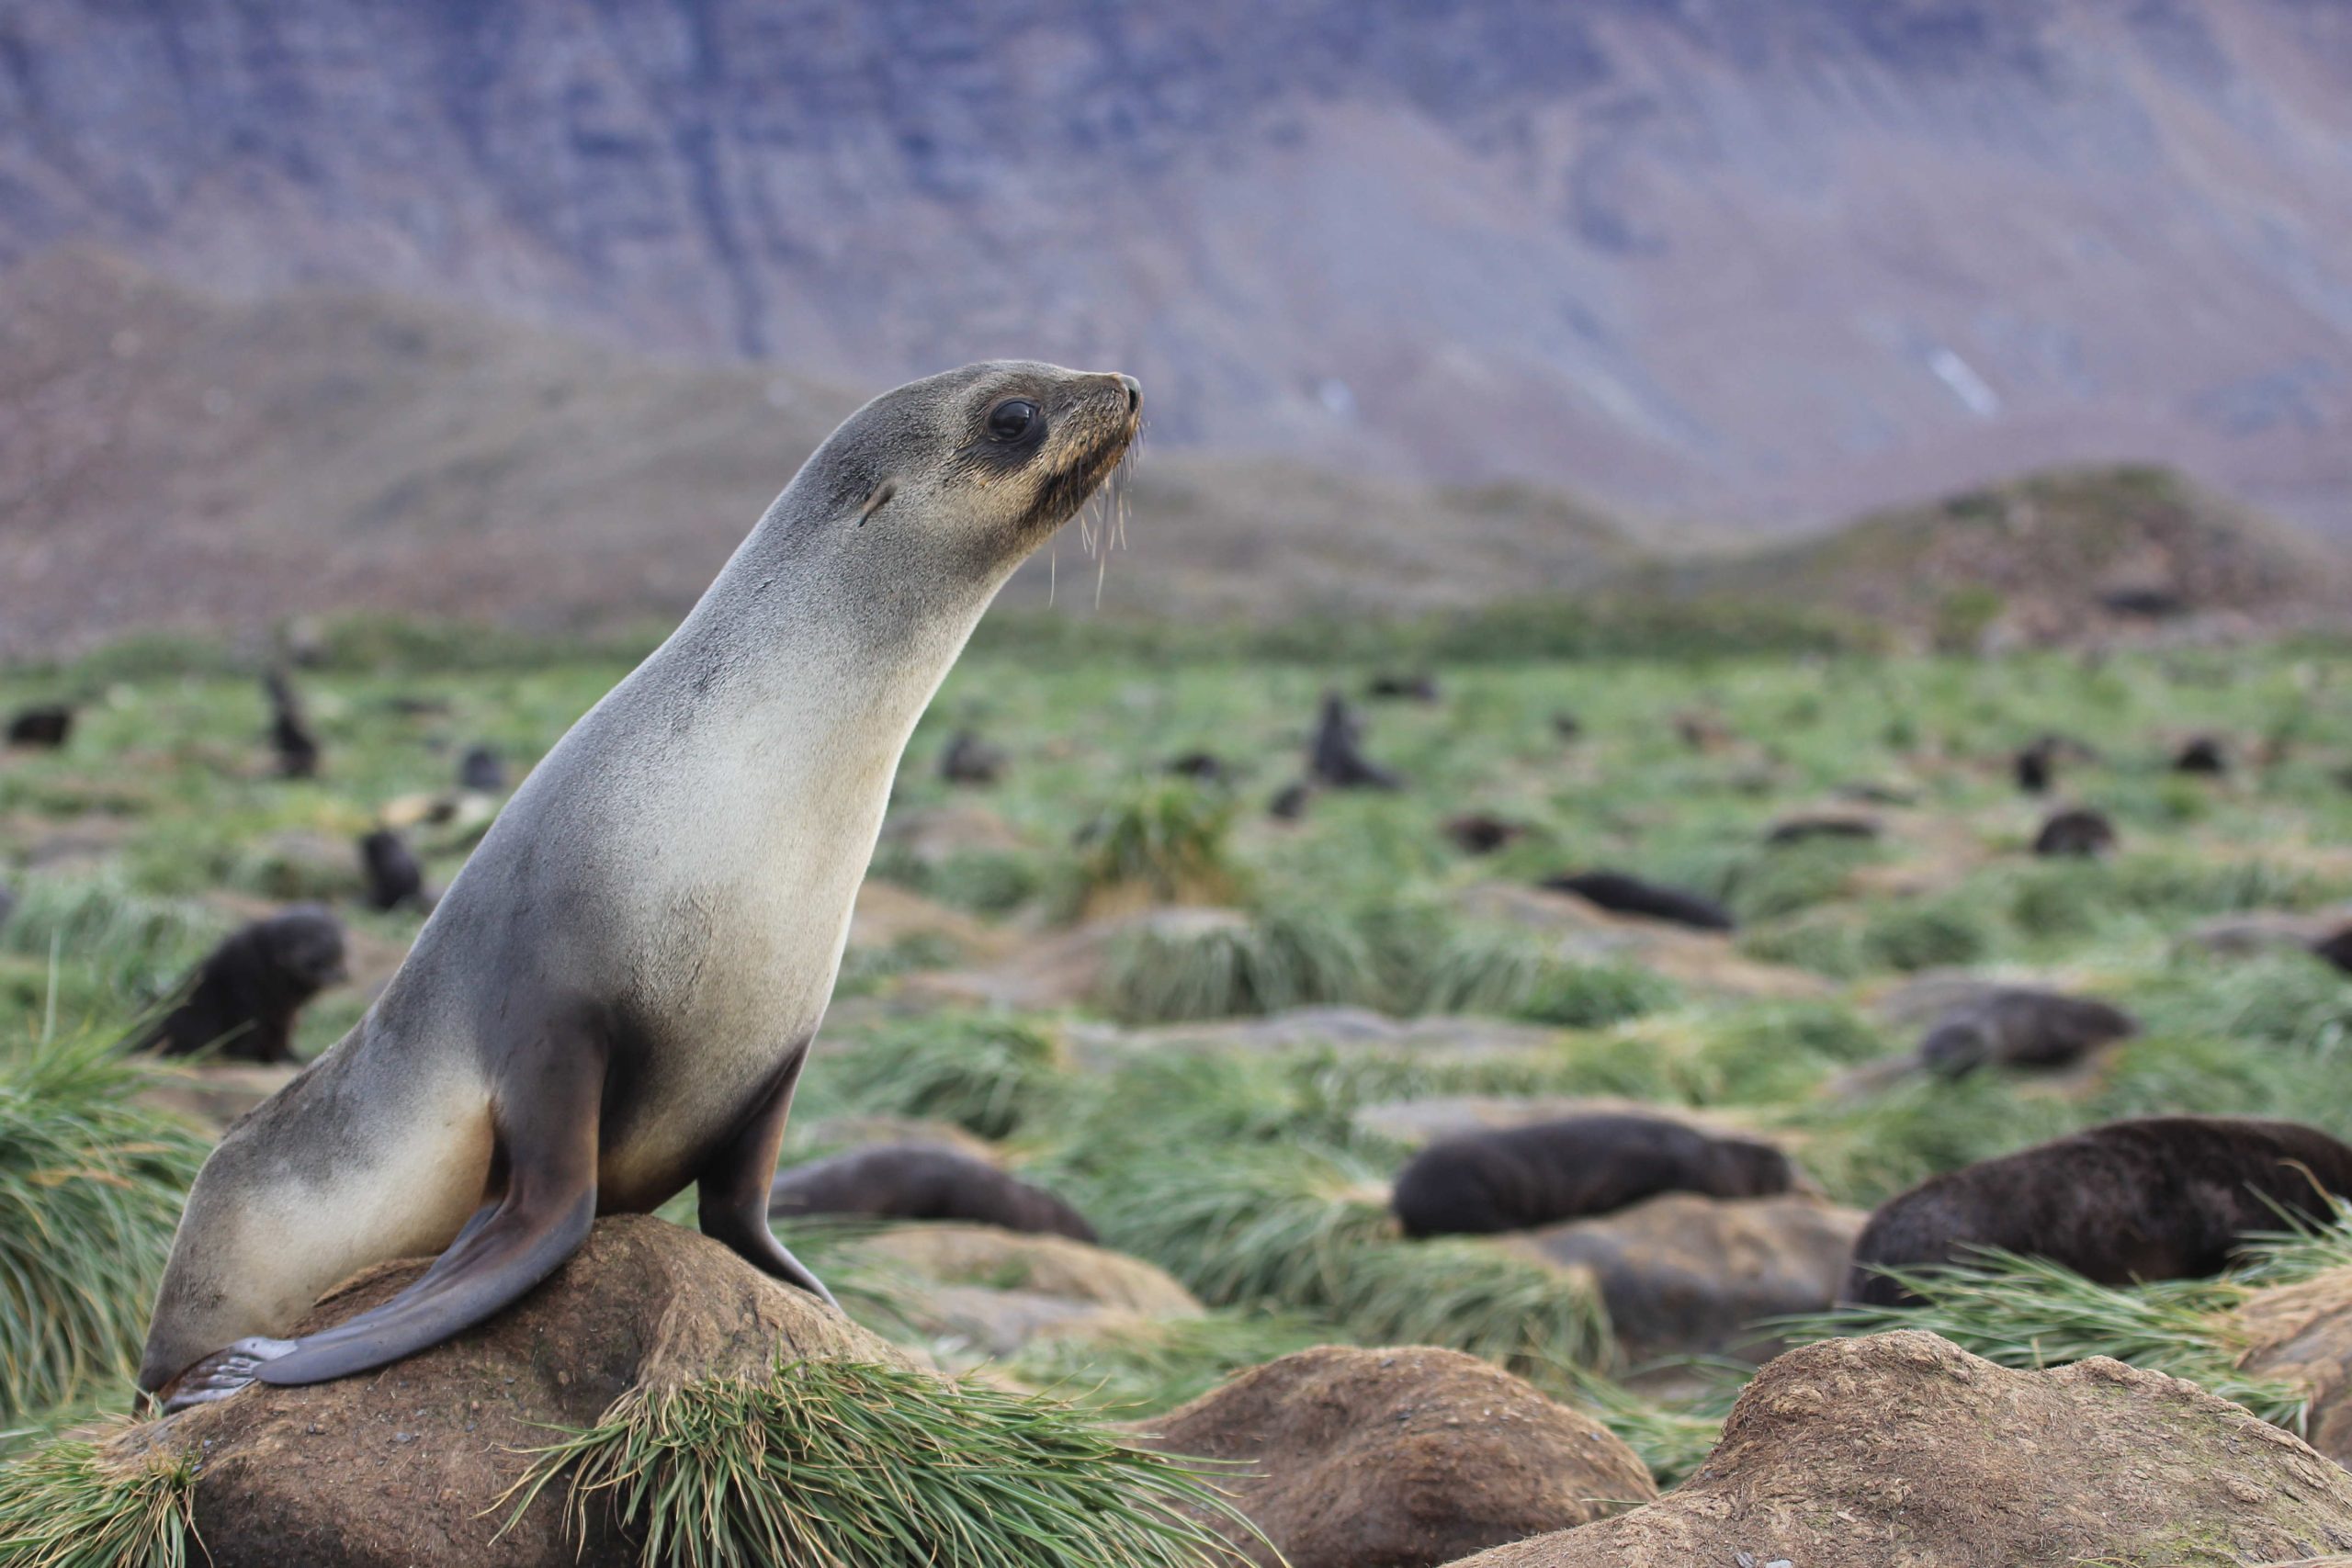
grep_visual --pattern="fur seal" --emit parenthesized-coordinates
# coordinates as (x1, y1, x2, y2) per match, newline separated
(138, 361, 1142, 1411)
(767, 1144, 1096, 1242)
(2032, 807, 2116, 858)
(6, 702, 73, 748)
(1309, 693, 1402, 790)
(1541, 870, 1736, 931)
(357, 828, 430, 913)
(1390, 1113, 1794, 1238)
(1917, 987, 2138, 1079)
(1443, 811, 1524, 855)
(131, 908, 348, 1065)
(1842, 1115, 2352, 1306)
(938, 728, 1007, 785)
(457, 744, 506, 793)
(2173, 736, 2229, 775)
(265, 669, 321, 779)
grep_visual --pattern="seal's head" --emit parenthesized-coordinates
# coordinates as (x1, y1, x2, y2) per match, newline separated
(783, 360, 1142, 588)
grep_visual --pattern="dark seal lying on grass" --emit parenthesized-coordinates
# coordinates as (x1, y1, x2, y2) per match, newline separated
(1844, 1115, 2352, 1306)
(136, 361, 1145, 1412)
(1391, 1112, 1795, 1238)
(1539, 870, 1736, 931)
(1916, 986, 2139, 1078)
(129, 908, 347, 1066)
(768, 1143, 1097, 1242)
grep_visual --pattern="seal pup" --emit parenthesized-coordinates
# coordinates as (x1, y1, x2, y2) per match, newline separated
(2315, 925, 2352, 976)
(265, 669, 321, 779)
(2173, 736, 2229, 775)
(2032, 807, 2116, 858)
(131, 908, 348, 1065)
(357, 828, 430, 913)
(768, 1144, 1096, 1242)
(138, 361, 1144, 1410)
(456, 744, 506, 793)
(1542, 870, 1736, 932)
(939, 728, 1007, 785)
(1308, 693, 1402, 790)
(1391, 1113, 1794, 1238)
(1843, 1115, 2352, 1305)
(6, 702, 73, 748)
(1443, 811, 1524, 855)
(1917, 987, 2139, 1079)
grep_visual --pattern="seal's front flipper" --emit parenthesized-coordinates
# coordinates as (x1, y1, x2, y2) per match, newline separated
(158, 1336, 297, 1414)
(697, 1044, 839, 1309)
(254, 1042, 604, 1388)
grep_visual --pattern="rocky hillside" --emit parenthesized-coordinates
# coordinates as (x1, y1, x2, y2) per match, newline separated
(0, 254, 1636, 655)
(4, 0, 2350, 538)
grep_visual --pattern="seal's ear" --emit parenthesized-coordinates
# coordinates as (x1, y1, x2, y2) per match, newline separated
(857, 479, 897, 525)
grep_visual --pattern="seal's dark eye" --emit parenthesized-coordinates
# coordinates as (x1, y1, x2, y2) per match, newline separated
(986, 399, 1039, 442)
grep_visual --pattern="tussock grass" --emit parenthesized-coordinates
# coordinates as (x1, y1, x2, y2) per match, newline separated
(1779, 1247, 2305, 1430)
(1080, 1145, 1614, 1376)
(0, 1031, 209, 1422)
(503, 1356, 1257, 1568)
(0, 875, 219, 1016)
(1005, 1311, 1335, 1417)
(1075, 781, 1242, 911)
(0, 1427, 198, 1568)
(1102, 906, 1373, 1024)
(820, 1015, 1064, 1140)
(1405, 925, 1679, 1028)
(1561, 1366, 1745, 1489)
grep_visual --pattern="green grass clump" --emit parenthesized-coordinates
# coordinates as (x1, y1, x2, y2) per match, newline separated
(0, 1032, 209, 1422)
(1078, 1144, 1613, 1376)
(1405, 925, 1678, 1028)
(1005, 1311, 1335, 1418)
(1858, 897, 1995, 972)
(0, 1428, 198, 1568)
(0, 875, 220, 1019)
(1780, 1247, 2304, 1431)
(1074, 781, 1242, 910)
(503, 1356, 1255, 1568)
(818, 1015, 1064, 1140)
(1101, 907, 1373, 1024)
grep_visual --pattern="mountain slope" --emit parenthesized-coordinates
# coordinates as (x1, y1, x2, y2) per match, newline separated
(3, 0, 2350, 536)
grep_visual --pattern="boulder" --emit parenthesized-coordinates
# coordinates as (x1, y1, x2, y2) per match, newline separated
(853, 1224, 1201, 1318)
(1449, 1331, 2352, 1568)
(1130, 1345, 1653, 1568)
(1497, 1193, 1864, 1362)
(123, 1215, 915, 1568)
(2239, 1264, 2352, 1470)
(848, 1223, 1204, 1357)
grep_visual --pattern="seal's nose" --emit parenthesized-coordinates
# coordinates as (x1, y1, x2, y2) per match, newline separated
(1117, 374, 1142, 414)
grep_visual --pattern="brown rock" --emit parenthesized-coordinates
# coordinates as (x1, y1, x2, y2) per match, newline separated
(123, 1215, 915, 1568)
(1449, 1331, 2352, 1568)
(1496, 1193, 1864, 1362)
(2240, 1265, 2352, 1470)
(1131, 1346, 1653, 1568)
(852, 1224, 1202, 1318)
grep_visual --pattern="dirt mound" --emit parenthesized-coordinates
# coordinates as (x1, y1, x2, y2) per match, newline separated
(2239, 1265, 2352, 1470)
(1451, 1331, 2352, 1568)
(119, 1214, 913, 1568)
(1130, 1345, 1653, 1568)
(1497, 1193, 1864, 1362)
(847, 878, 1016, 964)
(854, 1224, 1202, 1318)
(1667, 466, 2351, 649)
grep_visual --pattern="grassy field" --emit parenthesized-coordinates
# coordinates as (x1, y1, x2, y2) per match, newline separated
(4, 627, 2352, 1487)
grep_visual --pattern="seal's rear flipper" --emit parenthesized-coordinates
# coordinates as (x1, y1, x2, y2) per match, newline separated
(157, 1336, 298, 1414)
(255, 1046, 604, 1389)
